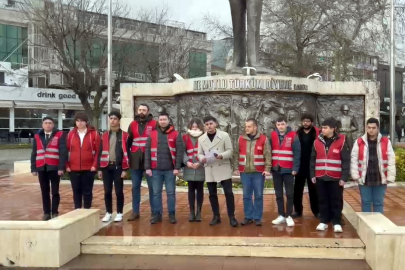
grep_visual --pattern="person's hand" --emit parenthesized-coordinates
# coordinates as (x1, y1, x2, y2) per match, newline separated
(97, 171, 102, 179)
(234, 170, 240, 176)
(90, 166, 96, 172)
(32, 172, 38, 177)
(311, 177, 316, 184)
(121, 171, 127, 178)
(146, 169, 152, 177)
(173, 169, 179, 175)
(215, 154, 223, 159)
(187, 162, 194, 168)
(263, 171, 270, 176)
(193, 163, 201, 169)
(292, 171, 297, 176)
(201, 157, 207, 163)
(58, 170, 64, 176)
(66, 167, 71, 172)
(339, 180, 345, 186)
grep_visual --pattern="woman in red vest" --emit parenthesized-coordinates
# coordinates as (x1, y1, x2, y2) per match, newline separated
(66, 112, 101, 209)
(182, 118, 205, 222)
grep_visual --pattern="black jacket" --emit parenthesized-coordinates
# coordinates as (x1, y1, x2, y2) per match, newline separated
(98, 129, 127, 170)
(144, 125, 184, 171)
(310, 133, 350, 182)
(30, 129, 68, 172)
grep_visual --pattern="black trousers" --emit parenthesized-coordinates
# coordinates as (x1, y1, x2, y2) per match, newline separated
(38, 169, 60, 215)
(69, 171, 96, 209)
(102, 165, 124, 213)
(272, 171, 294, 217)
(207, 179, 235, 217)
(294, 170, 319, 216)
(188, 181, 204, 210)
(316, 179, 343, 225)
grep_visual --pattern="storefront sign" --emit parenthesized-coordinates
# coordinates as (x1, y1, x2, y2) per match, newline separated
(193, 78, 308, 91)
(37, 91, 95, 100)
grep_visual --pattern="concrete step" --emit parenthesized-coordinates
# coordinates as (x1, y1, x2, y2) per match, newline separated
(81, 236, 365, 260)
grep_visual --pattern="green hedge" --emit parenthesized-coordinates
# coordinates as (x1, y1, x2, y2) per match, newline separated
(395, 147, 405, 181)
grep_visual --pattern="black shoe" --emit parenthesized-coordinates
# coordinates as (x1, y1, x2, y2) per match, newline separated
(150, 213, 162, 224)
(52, 213, 59, 219)
(42, 214, 51, 221)
(195, 206, 202, 222)
(127, 212, 140, 221)
(169, 214, 177, 224)
(241, 218, 253, 226)
(209, 215, 221, 226)
(291, 212, 302, 218)
(255, 220, 262, 226)
(189, 208, 196, 222)
(230, 216, 239, 227)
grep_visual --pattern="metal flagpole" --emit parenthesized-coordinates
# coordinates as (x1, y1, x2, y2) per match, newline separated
(390, 0, 396, 146)
(107, 0, 113, 115)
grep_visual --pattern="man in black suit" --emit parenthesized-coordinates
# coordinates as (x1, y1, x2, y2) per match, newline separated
(31, 117, 67, 220)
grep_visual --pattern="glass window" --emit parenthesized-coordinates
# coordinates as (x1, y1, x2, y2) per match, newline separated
(0, 119, 9, 129)
(6, 38, 18, 52)
(21, 28, 28, 40)
(0, 24, 5, 37)
(0, 37, 6, 53)
(6, 25, 18, 39)
(15, 108, 58, 119)
(0, 108, 9, 129)
(0, 108, 9, 118)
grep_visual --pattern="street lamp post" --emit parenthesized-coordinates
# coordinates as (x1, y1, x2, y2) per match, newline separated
(107, 0, 113, 116)
(390, 0, 396, 146)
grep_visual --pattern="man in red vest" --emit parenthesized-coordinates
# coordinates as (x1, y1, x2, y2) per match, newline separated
(144, 112, 184, 224)
(31, 117, 67, 221)
(98, 112, 129, 223)
(350, 118, 396, 213)
(310, 118, 350, 233)
(292, 113, 320, 219)
(270, 117, 301, 227)
(234, 119, 271, 226)
(127, 104, 157, 221)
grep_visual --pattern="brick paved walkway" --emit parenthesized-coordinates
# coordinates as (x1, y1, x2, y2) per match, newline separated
(0, 173, 135, 221)
(345, 186, 405, 226)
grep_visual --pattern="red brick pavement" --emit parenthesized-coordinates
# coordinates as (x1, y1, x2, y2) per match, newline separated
(97, 191, 359, 239)
(0, 174, 138, 221)
(345, 186, 405, 226)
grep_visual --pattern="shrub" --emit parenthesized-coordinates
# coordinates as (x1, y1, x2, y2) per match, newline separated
(395, 147, 405, 182)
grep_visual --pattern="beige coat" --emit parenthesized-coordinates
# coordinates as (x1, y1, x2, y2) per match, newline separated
(198, 130, 233, 182)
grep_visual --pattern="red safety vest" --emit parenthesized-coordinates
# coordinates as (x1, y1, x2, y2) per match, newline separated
(314, 135, 346, 179)
(100, 131, 129, 169)
(271, 131, 296, 169)
(130, 120, 156, 153)
(150, 129, 178, 169)
(357, 137, 389, 177)
(238, 134, 267, 172)
(35, 131, 63, 168)
(183, 134, 198, 162)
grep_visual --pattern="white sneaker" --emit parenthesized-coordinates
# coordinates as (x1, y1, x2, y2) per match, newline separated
(286, 216, 295, 227)
(102, 213, 112, 222)
(114, 213, 123, 222)
(334, 224, 343, 233)
(272, 215, 286, 225)
(316, 223, 328, 231)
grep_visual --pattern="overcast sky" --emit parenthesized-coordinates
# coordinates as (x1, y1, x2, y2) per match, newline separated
(123, 0, 232, 34)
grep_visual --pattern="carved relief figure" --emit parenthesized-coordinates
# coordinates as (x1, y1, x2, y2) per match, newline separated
(287, 110, 299, 131)
(337, 104, 358, 149)
(232, 96, 256, 134)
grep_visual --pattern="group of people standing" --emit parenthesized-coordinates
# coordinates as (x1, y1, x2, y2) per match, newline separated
(31, 105, 396, 233)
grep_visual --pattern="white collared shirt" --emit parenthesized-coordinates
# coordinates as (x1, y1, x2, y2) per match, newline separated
(77, 129, 87, 146)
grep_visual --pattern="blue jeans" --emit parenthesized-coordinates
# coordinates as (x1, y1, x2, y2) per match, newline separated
(241, 172, 265, 220)
(151, 170, 176, 214)
(359, 185, 387, 213)
(130, 169, 154, 214)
